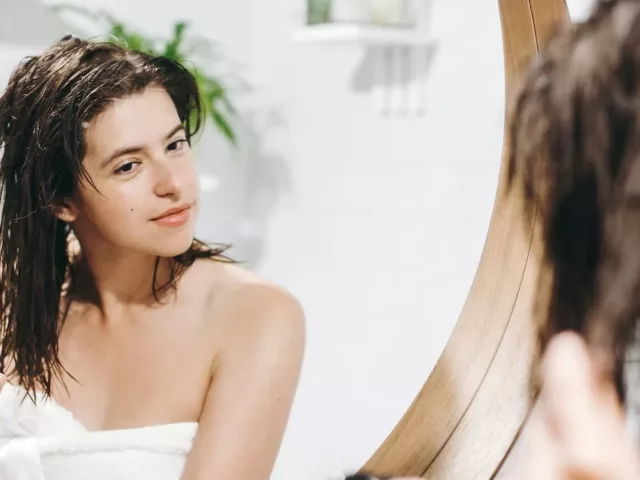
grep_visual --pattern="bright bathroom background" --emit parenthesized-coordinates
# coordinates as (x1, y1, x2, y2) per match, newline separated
(0, 0, 592, 478)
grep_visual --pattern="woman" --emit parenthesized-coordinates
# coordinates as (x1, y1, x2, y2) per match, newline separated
(508, 0, 640, 477)
(0, 35, 305, 479)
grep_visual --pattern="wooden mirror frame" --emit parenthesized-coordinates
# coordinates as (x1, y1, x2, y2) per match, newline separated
(359, 0, 569, 477)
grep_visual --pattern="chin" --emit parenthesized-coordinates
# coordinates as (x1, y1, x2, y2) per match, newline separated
(151, 231, 196, 258)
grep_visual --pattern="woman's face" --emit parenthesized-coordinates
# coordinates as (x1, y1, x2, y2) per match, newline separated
(60, 86, 200, 258)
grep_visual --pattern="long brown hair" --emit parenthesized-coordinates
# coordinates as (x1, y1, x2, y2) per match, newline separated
(507, 0, 640, 400)
(0, 35, 232, 400)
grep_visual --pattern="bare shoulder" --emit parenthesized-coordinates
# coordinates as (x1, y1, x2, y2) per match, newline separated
(191, 260, 306, 355)
(176, 261, 305, 480)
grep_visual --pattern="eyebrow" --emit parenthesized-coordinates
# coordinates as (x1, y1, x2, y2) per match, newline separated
(99, 124, 186, 169)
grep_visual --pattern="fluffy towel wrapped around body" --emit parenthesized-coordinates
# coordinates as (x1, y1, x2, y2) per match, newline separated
(0, 383, 197, 480)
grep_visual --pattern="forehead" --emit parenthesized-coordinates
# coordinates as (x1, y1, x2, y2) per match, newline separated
(84, 87, 181, 157)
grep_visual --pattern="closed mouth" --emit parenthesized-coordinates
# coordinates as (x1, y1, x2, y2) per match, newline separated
(151, 204, 191, 221)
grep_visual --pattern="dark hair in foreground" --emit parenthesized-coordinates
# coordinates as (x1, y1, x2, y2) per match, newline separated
(0, 36, 232, 400)
(507, 0, 640, 401)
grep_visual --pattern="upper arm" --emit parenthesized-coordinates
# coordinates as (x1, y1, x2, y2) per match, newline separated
(180, 284, 306, 480)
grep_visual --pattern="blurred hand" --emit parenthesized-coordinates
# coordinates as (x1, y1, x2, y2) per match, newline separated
(521, 332, 640, 480)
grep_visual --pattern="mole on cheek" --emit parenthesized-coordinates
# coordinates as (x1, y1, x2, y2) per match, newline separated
(130, 208, 134, 212)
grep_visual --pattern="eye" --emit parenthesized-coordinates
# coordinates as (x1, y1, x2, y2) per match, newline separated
(167, 139, 188, 152)
(114, 161, 138, 175)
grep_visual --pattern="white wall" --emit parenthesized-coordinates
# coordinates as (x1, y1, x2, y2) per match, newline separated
(0, 0, 71, 45)
(275, 4, 504, 478)
(0, 0, 74, 86)
(2, 1, 513, 478)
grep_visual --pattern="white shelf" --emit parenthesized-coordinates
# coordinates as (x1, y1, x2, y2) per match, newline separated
(292, 23, 431, 46)
(292, 23, 433, 116)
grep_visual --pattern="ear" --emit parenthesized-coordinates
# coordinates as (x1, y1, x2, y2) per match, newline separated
(51, 199, 78, 223)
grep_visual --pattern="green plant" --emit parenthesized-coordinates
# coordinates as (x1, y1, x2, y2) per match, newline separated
(52, 4, 237, 146)
(308, 0, 332, 24)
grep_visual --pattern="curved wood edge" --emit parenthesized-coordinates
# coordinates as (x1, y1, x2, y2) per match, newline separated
(360, 0, 567, 477)
(423, 2, 569, 478)
(491, 1, 571, 474)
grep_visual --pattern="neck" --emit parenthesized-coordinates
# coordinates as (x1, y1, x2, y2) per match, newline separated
(71, 244, 175, 313)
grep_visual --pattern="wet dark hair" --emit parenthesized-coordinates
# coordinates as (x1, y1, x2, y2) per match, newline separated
(0, 35, 232, 399)
(507, 0, 640, 400)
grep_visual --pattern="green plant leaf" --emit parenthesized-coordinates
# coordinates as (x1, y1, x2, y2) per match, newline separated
(211, 110, 236, 145)
(163, 22, 188, 60)
(109, 23, 125, 38)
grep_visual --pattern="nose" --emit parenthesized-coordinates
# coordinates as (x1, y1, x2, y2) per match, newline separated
(153, 160, 182, 199)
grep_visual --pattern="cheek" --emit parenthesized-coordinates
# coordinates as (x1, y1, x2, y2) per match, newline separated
(189, 175, 201, 200)
(182, 162, 200, 195)
(78, 187, 143, 229)
(85, 203, 146, 246)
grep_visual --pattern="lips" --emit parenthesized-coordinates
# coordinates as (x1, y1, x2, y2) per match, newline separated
(151, 204, 192, 227)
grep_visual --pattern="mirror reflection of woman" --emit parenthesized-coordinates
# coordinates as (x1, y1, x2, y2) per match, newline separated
(0, 36, 305, 480)
(507, 0, 640, 478)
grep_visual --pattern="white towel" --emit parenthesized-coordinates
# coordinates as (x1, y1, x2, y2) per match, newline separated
(0, 383, 198, 480)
